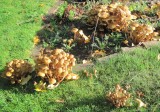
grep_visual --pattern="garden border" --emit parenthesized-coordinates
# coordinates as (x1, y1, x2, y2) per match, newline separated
(73, 41, 160, 72)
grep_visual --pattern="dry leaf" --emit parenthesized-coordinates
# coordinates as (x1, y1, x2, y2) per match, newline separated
(47, 83, 59, 90)
(34, 81, 46, 92)
(82, 60, 91, 64)
(135, 98, 147, 108)
(136, 91, 144, 98)
(94, 69, 97, 78)
(70, 73, 79, 80)
(91, 50, 106, 57)
(33, 36, 40, 45)
(83, 70, 89, 77)
(157, 54, 160, 61)
(55, 99, 65, 103)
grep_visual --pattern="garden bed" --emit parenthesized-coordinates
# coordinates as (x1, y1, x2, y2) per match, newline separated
(34, 0, 160, 65)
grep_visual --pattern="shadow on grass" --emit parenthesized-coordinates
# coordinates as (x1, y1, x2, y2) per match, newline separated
(49, 96, 114, 111)
(36, 12, 94, 61)
(0, 72, 37, 94)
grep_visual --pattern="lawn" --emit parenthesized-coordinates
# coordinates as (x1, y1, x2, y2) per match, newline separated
(0, 0, 160, 112)
(0, 0, 55, 71)
(0, 45, 160, 112)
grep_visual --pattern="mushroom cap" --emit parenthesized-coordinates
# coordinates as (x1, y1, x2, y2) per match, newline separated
(6, 72, 12, 77)
(49, 78, 56, 84)
(71, 28, 78, 33)
(98, 12, 110, 18)
(38, 72, 46, 77)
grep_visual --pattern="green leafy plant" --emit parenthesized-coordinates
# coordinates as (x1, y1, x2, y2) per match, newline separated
(68, 10, 75, 20)
(91, 36, 109, 50)
(49, 32, 62, 48)
(107, 32, 125, 52)
(129, 1, 148, 12)
(56, 2, 68, 18)
(62, 42, 76, 52)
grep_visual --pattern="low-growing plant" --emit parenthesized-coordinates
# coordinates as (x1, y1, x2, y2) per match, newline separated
(108, 32, 124, 47)
(49, 32, 62, 48)
(91, 36, 109, 50)
(129, 1, 148, 12)
(62, 41, 76, 52)
(56, 2, 68, 18)
(68, 10, 75, 20)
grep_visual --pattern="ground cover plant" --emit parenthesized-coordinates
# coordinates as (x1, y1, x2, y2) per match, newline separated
(0, 0, 160, 111)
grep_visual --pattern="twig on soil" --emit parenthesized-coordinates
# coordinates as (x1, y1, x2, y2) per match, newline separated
(91, 17, 99, 53)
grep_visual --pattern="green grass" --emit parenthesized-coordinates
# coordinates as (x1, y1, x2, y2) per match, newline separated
(0, 45, 160, 112)
(0, 0, 55, 71)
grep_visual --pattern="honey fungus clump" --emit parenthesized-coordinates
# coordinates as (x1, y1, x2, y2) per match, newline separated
(35, 49, 79, 86)
(86, 3, 136, 32)
(3, 59, 33, 84)
(128, 22, 159, 45)
(107, 84, 131, 108)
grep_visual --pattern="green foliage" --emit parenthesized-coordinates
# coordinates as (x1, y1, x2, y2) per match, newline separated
(91, 36, 109, 50)
(62, 42, 76, 52)
(68, 10, 75, 20)
(49, 32, 63, 48)
(129, 1, 148, 12)
(135, 19, 152, 25)
(154, 20, 160, 28)
(56, 2, 68, 18)
(107, 32, 125, 52)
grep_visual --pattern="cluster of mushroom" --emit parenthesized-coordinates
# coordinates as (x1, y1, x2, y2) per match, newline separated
(35, 49, 79, 86)
(107, 84, 131, 108)
(3, 59, 33, 84)
(71, 28, 90, 44)
(128, 22, 159, 45)
(86, 3, 136, 32)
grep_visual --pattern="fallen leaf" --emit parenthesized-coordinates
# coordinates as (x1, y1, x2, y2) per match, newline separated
(91, 50, 106, 57)
(135, 98, 147, 108)
(47, 83, 59, 90)
(70, 73, 80, 80)
(33, 36, 40, 45)
(157, 54, 160, 61)
(136, 91, 144, 98)
(55, 99, 65, 103)
(94, 69, 97, 78)
(34, 81, 46, 92)
(83, 70, 89, 77)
